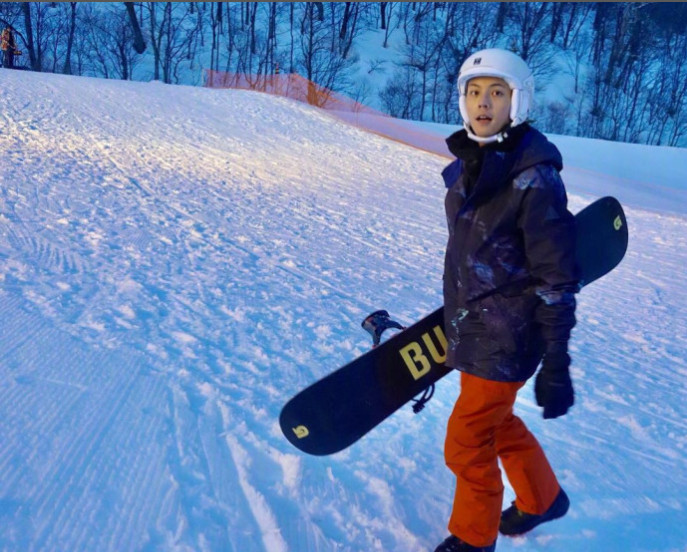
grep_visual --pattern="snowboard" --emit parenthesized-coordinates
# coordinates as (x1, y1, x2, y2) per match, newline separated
(280, 196, 628, 456)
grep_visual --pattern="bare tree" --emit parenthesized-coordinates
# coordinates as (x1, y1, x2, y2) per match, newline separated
(123, 1, 145, 53)
(21, 2, 38, 70)
(585, 3, 652, 141)
(249, 2, 257, 55)
(266, 1, 277, 73)
(557, 3, 593, 50)
(299, 1, 354, 104)
(146, 1, 164, 80)
(82, 3, 139, 80)
(209, 1, 220, 73)
(288, 2, 295, 72)
(496, 2, 509, 34)
(404, 8, 446, 120)
(507, 2, 550, 67)
(380, 2, 389, 30)
(335, 1, 361, 59)
(3, 1, 685, 146)
(63, 1, 76, 74)
(643, 13, 687, 146)
(440, 3, 499, 123)
(379, 63, 420, 119)
(381, 2, 398, 48)
(138, 2, 197, 83)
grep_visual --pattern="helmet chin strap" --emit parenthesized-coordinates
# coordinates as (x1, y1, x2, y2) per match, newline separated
(463, 122, 511, 144)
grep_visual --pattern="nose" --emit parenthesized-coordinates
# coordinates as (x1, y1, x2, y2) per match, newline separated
(478, 92, 491, 108)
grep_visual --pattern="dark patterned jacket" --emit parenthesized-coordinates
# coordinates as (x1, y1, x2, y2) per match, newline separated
(442, 124, 578, 382)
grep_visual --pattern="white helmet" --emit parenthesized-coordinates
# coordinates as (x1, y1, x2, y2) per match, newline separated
(457, 48, 534, 143)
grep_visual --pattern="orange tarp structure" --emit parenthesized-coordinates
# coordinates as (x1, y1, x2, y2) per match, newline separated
(205, 70, 452, 159)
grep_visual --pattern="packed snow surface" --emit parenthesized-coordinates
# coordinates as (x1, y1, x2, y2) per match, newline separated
(1, 69, 686, 552)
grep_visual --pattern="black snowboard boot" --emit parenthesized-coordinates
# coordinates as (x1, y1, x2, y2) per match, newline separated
(499, 488, 570, 536)
(434, 535, 496, 552)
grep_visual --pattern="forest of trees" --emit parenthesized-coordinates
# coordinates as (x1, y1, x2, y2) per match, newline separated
(2, 2, 687, 147)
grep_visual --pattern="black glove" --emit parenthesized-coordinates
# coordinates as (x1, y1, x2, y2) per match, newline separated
(535, 352, 574, 419)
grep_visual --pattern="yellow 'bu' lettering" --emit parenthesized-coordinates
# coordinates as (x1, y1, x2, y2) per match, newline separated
(400, 326, 448, 380)
(400, 342, 430, 380)
(424, 326, 447, 363)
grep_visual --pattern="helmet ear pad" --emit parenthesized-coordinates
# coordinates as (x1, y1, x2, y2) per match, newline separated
(458, 94, 469, 129)
(510, 88, 528, 127)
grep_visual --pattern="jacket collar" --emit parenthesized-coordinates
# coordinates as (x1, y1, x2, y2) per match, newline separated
(444, 124, 562, 206)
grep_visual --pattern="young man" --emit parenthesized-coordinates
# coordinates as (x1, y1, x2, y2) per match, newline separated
(435, 49, 578, 552)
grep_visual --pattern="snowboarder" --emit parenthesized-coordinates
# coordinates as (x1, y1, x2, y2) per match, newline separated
(1, 26, 17, 69)
(435, 48, 577, 552)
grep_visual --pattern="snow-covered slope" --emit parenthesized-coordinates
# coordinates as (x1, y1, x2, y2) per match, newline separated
(0, 69, 686, 552)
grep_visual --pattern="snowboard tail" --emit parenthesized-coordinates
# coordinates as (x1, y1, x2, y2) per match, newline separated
(280, 196, 628, 455)
(281, 307, 449, 456)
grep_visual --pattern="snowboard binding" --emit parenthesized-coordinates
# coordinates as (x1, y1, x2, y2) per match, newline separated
(361, 309, 406, 348)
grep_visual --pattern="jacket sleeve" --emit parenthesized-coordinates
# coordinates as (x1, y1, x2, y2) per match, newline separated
(516, 164, 578, 354)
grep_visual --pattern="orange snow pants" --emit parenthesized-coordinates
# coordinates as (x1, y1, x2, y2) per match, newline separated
(444, 372, 561, 547)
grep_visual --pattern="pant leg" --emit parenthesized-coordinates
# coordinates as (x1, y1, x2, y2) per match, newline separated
(444, 372, 524, 547)
(495, 411, 560, 515)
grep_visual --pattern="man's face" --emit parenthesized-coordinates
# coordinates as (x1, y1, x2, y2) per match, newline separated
(465, 77, 512, 138)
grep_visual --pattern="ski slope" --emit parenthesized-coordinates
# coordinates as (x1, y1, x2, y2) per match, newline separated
(1, 69, 686, 552)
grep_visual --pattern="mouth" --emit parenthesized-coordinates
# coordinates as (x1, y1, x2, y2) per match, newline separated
(475, 115, 493, 123)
